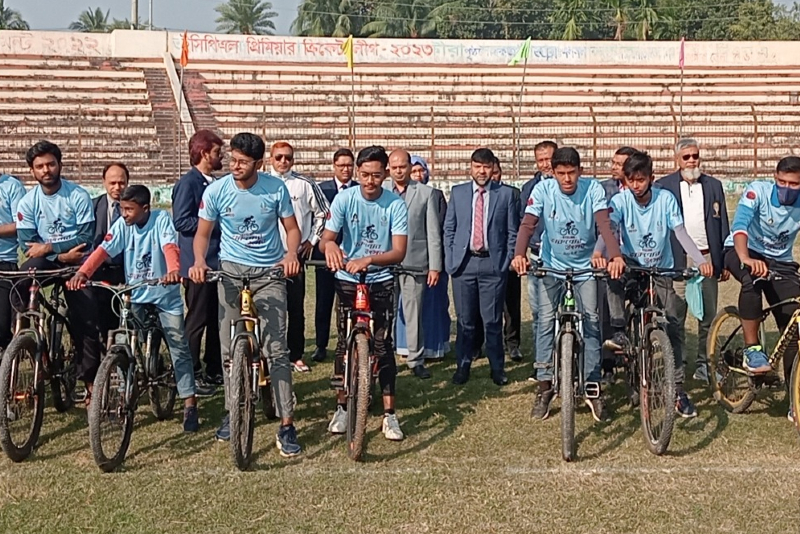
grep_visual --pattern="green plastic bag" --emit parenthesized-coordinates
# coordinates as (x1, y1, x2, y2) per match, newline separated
(686, 276, 704, 321)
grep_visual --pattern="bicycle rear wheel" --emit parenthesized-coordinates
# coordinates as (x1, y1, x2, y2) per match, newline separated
(147, 329, 176, 421)
(639, 328, 676, 456)
(707, 306, 756, 413)
(88, 347, 135, 472)
(346, 333, 371, 462)
(0, 335, 44, 462)
(790, 353, 800, 438)
(229, 337, 255, 470)
(49, 318, 76, 413)
(559, 332, 575, 462)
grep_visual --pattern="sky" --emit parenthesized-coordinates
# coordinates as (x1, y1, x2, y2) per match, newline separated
(12, 0, 797, 35)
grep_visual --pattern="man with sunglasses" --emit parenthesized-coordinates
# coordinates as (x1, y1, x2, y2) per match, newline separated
(270, 142, 330, 373)
(658, 138, 730, 384)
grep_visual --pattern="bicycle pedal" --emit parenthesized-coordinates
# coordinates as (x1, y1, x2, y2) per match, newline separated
(584, 382, 601, 399)
(329, 376, 344, 390)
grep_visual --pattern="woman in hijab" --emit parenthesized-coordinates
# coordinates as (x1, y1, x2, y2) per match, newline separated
(395, 156, 451, 361)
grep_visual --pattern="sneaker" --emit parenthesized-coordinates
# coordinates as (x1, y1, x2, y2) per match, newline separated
(275, 424, 302, 457)
(527, 371, 538, 382)
(601, 370, 615, 386)
(788, 408, 795, 423)
(382, 413, 404, 441)
(675, 391, 698, 418)
(509, 348, 523, 362)
(214, 413, 230, 442)
(743, 345, 771, 374)
(585, 396, 610, 423)
(292, 361, 311, 373)
(328, 405, 347, 434)
(194, 376, 217, 398)
(693, 364, 709, 384)
(531, 387, 556, 420)
(603, 331, 629, 351)
(206, 374, 224, 386)
(183, 406, 199, 433)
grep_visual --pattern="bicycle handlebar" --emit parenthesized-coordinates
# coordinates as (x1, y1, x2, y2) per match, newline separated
(524, 266, 609, 279)
(626, 265, 699, 279)
(206, 268, 286, 283)
(306, 260, 427, 276)
(0, 266, 80, 278)
(84, 279, 164, 293)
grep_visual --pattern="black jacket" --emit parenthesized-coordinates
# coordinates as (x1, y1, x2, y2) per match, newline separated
(172, 167, 221, 277)
(92, 194, 123, 265)
(311, 179, 347, 261)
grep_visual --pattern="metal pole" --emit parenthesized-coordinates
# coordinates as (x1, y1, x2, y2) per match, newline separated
(131, 0, 138, 29)
(179, 64, 184, 171)
(679, 68, 684, 137)
(349, 65, 356, 151)
(149, 0, 153, 30)
(515, 56, 528, 181)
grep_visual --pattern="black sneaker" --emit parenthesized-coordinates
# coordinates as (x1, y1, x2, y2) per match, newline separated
(275, 424, 302, 457)
(585, 396, 610, 423)
(531, 387, 555, 420)
(206, 374, 224, 387)
(194, 376, 217, 398)
(183, 406, 199, 432)
(675, 391, 698, 418)
(603, 331, 630, 351)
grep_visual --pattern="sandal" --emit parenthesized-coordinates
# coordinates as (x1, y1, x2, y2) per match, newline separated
(292, 361, 311, 373)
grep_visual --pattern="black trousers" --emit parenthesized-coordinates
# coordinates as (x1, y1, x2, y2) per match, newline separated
(94, 264, 126, 344)
(725, 248, 800, 381)
(334, 278, 396, 396)
(14, 257, 102, 383)
(286, 268, 306, 362)
(598, 278, 616, 373)
(474, 271, 521, 353)
(314, 266, 336, 350)
(0, 261, 17, 349)
(183, 278, 222, 377)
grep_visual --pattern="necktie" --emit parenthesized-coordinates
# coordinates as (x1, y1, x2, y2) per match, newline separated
(111, 201, 121, 225)
(473, 187, 485, 251)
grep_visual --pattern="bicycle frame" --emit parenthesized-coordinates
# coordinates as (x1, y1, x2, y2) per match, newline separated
(625, 272, 670, 389)
(343, 272, 375, 396)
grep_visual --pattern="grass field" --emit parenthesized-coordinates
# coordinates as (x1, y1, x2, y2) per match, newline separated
(2, 267, 800, 534)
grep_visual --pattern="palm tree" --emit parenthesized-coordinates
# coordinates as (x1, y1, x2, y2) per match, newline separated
(291, 0, 353, 37)
(606, 0, 628, 40)
(628, 0, 658, 40)
(215, 0, 277, 35)
(69, 7, 110, 32)
(549, 0, 598, 40)
(361, 0, 435, 38)
(0, 0, 29, 30)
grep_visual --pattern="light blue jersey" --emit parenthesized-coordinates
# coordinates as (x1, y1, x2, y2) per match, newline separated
(0, 175, 25, 262)
(325, 186, 408, 284)
(100, 210, 184, 316)
(16, 178, 94, 246)
(725, 181, 800, 262)
(609, 187, 683, 268)
(198, 173, 294, 268)
(526, 178, 606, 273)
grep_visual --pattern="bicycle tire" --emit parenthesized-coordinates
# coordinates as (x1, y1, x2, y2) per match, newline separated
(707, 306, 756, 413)
(0, 335, 44, 462)
(346, 333, 371, 462)
(640, 328, 676, 456)
(88, 347, 134, 472)
(229, 336, 255, 470)
(559, 332, 575, 462)
(50, 318, 76, 413)
(260, 360, 277, 420)
(147, 329, 177, 421)
(790, 353, 800, 438)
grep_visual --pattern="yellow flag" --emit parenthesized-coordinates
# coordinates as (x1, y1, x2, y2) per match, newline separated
(340, 35, 354, 69)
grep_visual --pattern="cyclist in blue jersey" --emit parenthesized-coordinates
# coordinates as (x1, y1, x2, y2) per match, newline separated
(0, 174, 25, 350)
(68, 185, 201, 432)
(604, 151, 713, 418)
(319, 146, 409, 441)
(189, 133, 303, 457)
(723, 156, 800, 417)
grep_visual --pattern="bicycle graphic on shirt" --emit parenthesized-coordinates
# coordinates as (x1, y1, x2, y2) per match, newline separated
(638, 233, 657, 249)
(238, 216, 258, 233)
(559, 221, 579, 237)
(361, 225, 378, 241)
(135, 252, 152, 271)
(47, 219, 66, 235)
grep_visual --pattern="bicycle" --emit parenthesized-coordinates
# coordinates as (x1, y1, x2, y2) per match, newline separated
(525, 264, 607, 462)
(47, 219, 65, 235)
(707, 270, 798, 414)
(360, 225, 379, 241)
(0, 267, 79, 462)
(84, 280, 177, 472)
(308, 260, 423, 461)
(638, 234, 657, 249)
(237, 216, 258, 233)
(559, 222, 579, 237)
(205, 267, 284, 471)
(609, 265, 697, 455)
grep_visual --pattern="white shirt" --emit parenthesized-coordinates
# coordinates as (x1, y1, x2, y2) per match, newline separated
(272, 168, 330, 251)
(106, 194, 119, 229)
(680, 179, 708, 251)
(201, 173, 214, 185)
(337, 179, 353, 193)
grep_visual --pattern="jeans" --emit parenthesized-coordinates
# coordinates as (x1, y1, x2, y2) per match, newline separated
(535, 276, 601, 383)
(527, 273, 541, 351)
(673, 252, 718, 368)
(218, 261, 294, 418)
(132, 305, 196, 399)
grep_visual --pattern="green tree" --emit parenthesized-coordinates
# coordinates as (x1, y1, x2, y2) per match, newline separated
(627, 0, 659, 40)
(606, 0, 628, 40)
(549, 0, 602, 40)
(215, 0, 278, 35)
(361, 0, 435, 37)
(292, 0, 357, 36)
(69, 7, 111, 32)
(0, 0, 29, 30)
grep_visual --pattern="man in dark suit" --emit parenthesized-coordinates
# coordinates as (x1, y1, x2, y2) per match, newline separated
(92, 163, 128, 338)
(445, 148, 519, 386)
(658, 138, 730, 383)
(172, 129, 224, 395)
(311, 148, 355, 363)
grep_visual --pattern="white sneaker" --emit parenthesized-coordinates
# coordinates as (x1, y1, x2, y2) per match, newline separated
(693, 364, 709, 384)
(328, 406, 347, 434)
(382, 413, 404, 441)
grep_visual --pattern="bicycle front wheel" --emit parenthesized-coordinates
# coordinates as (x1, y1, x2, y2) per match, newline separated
(790, 353, 800, 438)
(147, 329, 176, 421)
(88, 347, 135, 472)
(346, 333, 371, 462)
(639, 328, 676, 456)
(229, 337, 255, 471)
(0, 335, 44, 462)
(707, 306, 756, 413)
(559, 332, 575, 462)
(49, 318, 76, 413)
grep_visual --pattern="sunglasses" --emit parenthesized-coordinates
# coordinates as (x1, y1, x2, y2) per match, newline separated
(682, 153, 700, 161)
(274, 154, 293, 162)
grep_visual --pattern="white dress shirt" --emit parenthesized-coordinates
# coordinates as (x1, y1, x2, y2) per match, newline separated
(272, 168, 330, 251)
(679, 179, 708, 251)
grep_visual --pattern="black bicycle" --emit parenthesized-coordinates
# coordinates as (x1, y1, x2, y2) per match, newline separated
(526, 264, 607, 462)
(0, 267, 78, 462)
(85, 280, 177, 472)
(610, 265, 696, 455)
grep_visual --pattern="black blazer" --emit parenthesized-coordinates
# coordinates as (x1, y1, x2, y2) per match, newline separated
(311, 179, 348, 261)
(92, 195, 123, 265)
(658, 171, 730, 277)
(172, 167, 221, 277)
(519, 172, 546, 252)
